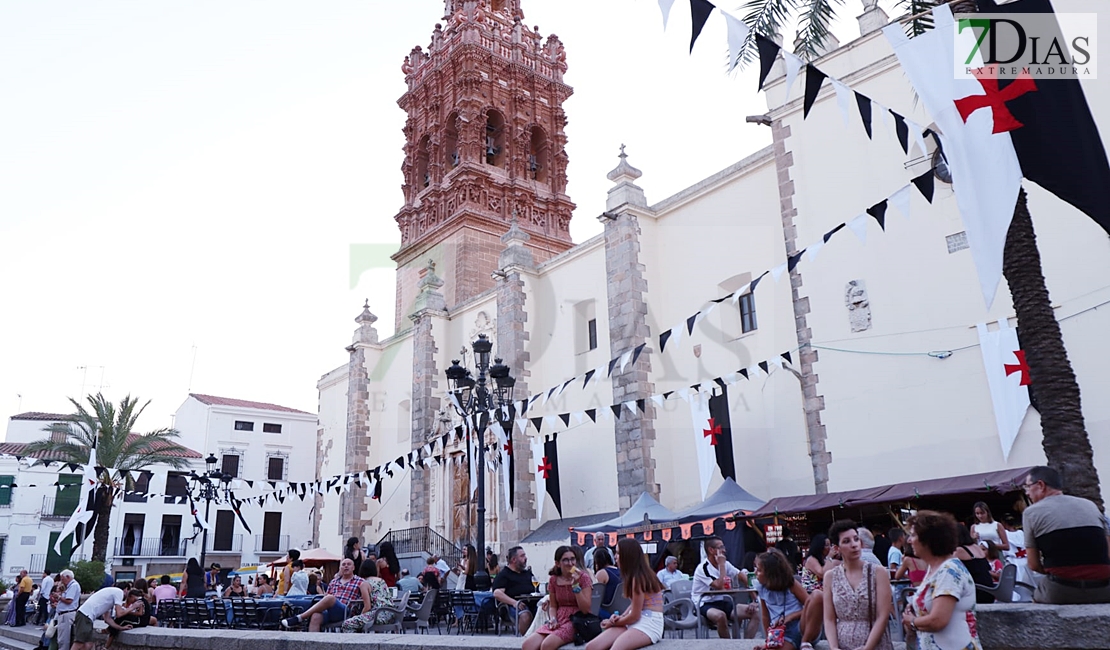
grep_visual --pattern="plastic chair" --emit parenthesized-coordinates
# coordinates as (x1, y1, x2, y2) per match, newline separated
(662, 597, 698, 639)
(669, 579, 694, 602)
(402, 589, 437, 634)
(976, 563, 1020, 603)
(696, 595, 735, 639)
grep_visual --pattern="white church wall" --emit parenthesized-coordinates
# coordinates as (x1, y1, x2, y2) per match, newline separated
(316, 364, 348, 553)
(362, 333, 415, 544)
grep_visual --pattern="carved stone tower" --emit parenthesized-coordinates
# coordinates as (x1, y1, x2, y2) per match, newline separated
(392, 0, 576, 328)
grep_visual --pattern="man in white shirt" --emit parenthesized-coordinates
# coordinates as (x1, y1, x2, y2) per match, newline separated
(691, 536, 757, 639)
(656, 556, 689, 589)
(55, 570, 81, 650)
(433, 554, 451, 576)
(71, 587, 143, 650)
(584, 533, 609, 570)
(36, 572, 54, 626)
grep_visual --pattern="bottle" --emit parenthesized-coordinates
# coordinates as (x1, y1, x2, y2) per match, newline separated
(723, 573, 732, 590)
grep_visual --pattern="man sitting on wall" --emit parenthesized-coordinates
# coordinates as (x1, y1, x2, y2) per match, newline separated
(281, 558, 368, 632)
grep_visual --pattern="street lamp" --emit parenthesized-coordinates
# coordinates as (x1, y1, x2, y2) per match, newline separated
(445, 333, 515, 591)
(191, 453, 233, 571)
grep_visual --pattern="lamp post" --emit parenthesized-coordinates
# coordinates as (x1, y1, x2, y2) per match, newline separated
(445, 333, 515, 592)
(193, 453, 232, 571)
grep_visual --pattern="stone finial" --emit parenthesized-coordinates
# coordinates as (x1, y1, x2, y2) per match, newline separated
(857, 0, 889, 36)
(606, 144, 647, 210)
(411, 259, 447, 315)
(417, 259, 445, 292)
(353, 300, 379, 345)
(499, 214, 534, 270)
(500, 214, 531, 245)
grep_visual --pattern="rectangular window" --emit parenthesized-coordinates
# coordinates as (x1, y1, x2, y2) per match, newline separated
(739, 293, 758, 333)
(45, 531, 73, 573)
(267, 457, 285, 481)
(0, 475, 13, 506)
(222, 454, 240, 478)
(234, 421, 254, 431)
(587, 319, 598, 351)
(261, 512, 282, 552)
(262, 423, 282, 434)
(213, 511, 236, 552)
(164, 472, 188, 504)
(160, 515, 182, 556)
(54, 474, 82, 516)
(124, 471, 151, 503)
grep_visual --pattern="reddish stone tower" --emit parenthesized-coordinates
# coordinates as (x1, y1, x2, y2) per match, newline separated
(392, 0, 575, 327)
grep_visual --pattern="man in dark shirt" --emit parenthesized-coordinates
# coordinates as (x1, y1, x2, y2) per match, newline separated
(1023, 465, 1110, 604)
(491, 545, 537, 635)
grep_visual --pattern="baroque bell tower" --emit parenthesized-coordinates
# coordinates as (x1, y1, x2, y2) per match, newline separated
(392, 0, 575, 327)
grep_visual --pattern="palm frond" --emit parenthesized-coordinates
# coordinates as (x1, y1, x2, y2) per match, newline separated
(794, 0, 846, 60)
(894, 0, 941, 36)
(737, 0, 802, 66)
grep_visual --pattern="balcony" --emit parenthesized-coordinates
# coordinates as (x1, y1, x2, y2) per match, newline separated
(41, 497, 75, 520)
(254, 535, 289, 554)
(29, 554, 46, 574)
(207, 534, 243, 553)
(112, 537, 188, 558)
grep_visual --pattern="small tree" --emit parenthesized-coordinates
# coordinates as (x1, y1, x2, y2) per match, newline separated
(69, 559, 107, 594)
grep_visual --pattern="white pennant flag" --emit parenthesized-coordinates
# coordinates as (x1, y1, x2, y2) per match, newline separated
(651, 394, 665, 408)
(889, 185, 913, 220)
(908, 119, 928, 157)
(721, 9, 750, 72)
(531, 438, 547, 521)
(658, 0, 676, 29)
(885, 6, 1022, 307)
(770, 261, 789, 283)
(783, 51, 805, 103)
(805, 240, 825, 262)
(847, 214, 869, 244)
(688, 392, 716, 500)
(620, 349, 634, 372)
(830, 78, 853, 126)
(977, 322, 1031, 460)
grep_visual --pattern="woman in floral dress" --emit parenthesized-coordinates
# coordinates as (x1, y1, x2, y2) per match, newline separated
(340, 560, 395, 632)
(522, 546, 592, 650)
(824, 520, 894, 650)
(901, 511, 982, 650)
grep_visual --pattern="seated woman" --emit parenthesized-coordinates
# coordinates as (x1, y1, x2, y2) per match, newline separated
(223, 576, 247, 599)
(586, 539, 665, 650)
(522, 546, 592, 650)
(255, 575, 274, 597)
(341, 560, 396, 632)
(593, 548, 621, 619)
(955, 525, 995, 604)
(754, 550, 808, 650)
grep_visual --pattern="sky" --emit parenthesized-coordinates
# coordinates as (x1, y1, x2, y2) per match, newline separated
(0, 0, 888, 435)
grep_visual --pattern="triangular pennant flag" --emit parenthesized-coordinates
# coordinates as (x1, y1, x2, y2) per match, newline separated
(620, 349, 635, 372)
(787, 250, 804, 272)
(890, 109, 910, 153)
(545, 415, 559, 432)
(756, 34, 781, 91)
(867, 200, 888, 231)
(636, 398, 646, 413)
(610, 403, 623, 419)
(558, 378, 574, 396)
(782, 50, 804, 102)
(749, 270, 767, 293)
(758, 360, 770, 374)
(658, 0, 676, 29)
(803, 65, 827, 118)
(830, 78, 853, 126)
(582, 369, 596, 388)
(722, 9, 750, 72)
(781, 351, 793, 365)
(738, 368, 749, 380)
(770, 261, 788, 282)
(608, 355, 621, 377)
(630, 343, 646, 367)
(585, 408, 597, 423)
(855, 91, 873, 139)
(659, 329, 673, 353)
(688, 0, 715, 53)
(530, 416, 544, 434)
(847, 214, 869, 244)
(823, 222, 845, 243)
(909, 120, 928, 157)
(889, 185, 912, 219)
(558, 412, 571, 428)
(546, 385, 559, 403)
(663, 390, 675, 400)
(686, 312, 699, 335)
(911, 169, 935, 204)
(805, 239, 825, 262)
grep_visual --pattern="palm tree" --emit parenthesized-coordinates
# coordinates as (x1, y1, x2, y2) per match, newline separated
(22, 393, 193, 561)
(734, 0, 1103, 507)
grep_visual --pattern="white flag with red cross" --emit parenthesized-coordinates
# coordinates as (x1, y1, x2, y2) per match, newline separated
(977, 321, 1031, 460)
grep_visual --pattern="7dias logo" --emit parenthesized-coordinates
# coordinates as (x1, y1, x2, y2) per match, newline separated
(955, 12, 1097, 79)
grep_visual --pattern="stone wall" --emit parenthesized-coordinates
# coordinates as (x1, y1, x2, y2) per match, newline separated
(408, 313, 440, 528)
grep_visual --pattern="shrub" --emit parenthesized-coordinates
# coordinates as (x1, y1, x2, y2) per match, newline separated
(69, 560, 107, 593)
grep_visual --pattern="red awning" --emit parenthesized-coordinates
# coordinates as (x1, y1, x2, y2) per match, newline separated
(742, 467, 1033, 519)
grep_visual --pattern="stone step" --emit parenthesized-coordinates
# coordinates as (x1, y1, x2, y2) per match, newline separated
(0, 626, 41, 650)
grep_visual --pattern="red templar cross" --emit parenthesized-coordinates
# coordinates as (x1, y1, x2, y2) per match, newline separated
(955, 73, 1037, 134)
(537, 457, 553, 479)
(703, 418, 722, 446)
(503, 440, 513, 456)
(1005, 350, 1032, 386)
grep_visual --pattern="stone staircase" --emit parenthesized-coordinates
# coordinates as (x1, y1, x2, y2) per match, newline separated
(0, 624, 43, 650)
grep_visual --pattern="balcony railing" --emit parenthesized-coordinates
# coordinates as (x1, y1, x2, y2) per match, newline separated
(207, 534, 243, 553)
(112, 536, 188, 557)
(255, 535, 289, 553)
(41, 497, 75, 520)
(378, 527, 462, 569)
(29, 554, 46, 574)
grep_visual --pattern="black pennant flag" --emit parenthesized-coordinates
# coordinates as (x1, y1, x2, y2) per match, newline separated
(608, 356, 621, 377)
(890, 110, 910, 153)
(867, 200, 888, 231)
(911, 169, 935, 203)
(749, 271, 767, 293)
(738, 368, 749, 380)
(530, 417, 544, 434)
(585, 409, 597, 423)
(636, 398, 646, 412)
(758, 360, 770, 374)
(542, 437, 562, 516)
(781, 351, 793, 365)
(756, 34, 781, 91)
(558, 413, 571, 428)
(582, 369, 596, 388)
(659, 329, 673, 353)
(823, 222, 846, 243)
(855, 91, 873, 139)
(689, 0, 716, 53)
(610, 404, 623, 420)
(787, 251, 804, 271)
(631, 343, 646, 367)
(803, 65, 828, 118)
(976, 0, 1110, 235)
(686, 312, 699, 335)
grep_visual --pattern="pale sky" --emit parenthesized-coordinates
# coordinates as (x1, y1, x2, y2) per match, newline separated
(0, 0, 884, 435)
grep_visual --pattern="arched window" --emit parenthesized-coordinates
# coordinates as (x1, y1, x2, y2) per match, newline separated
(485, 110, 506, 168)
(444, 113, 460, 170)
(528, 127, 549, 184)
(415, 135, 431, 190)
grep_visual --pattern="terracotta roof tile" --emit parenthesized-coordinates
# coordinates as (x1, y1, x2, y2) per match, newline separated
(189, 393, 312, 415)
(0, 435, 203, 460)
(9, 412, 75, 421)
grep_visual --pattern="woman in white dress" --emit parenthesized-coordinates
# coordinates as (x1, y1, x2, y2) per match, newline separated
(969, 502, 1009, 551)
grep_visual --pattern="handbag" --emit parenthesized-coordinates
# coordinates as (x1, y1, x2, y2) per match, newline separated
(765, 591, 787, 649)
(570, 611, 603, 645)
(866, 562, 893, 648)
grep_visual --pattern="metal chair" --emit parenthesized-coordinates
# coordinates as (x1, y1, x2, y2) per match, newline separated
(450, 590, 482, 634)
(662, 597, 698, 639)
(431, 588, 454, 633)
(402, 589, 437, 634)
(210, 599, 231, 628)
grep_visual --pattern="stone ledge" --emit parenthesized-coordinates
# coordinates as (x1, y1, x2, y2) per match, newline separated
(976, 602, 1110, 650)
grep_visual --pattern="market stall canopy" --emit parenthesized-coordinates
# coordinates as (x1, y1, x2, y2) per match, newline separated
(574, 491, 680, 533)
(743, 467, 1033, 519)
(676, 478, 765, 522)
(229, 565, 262, 576)
(268, 548, 342, 567)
